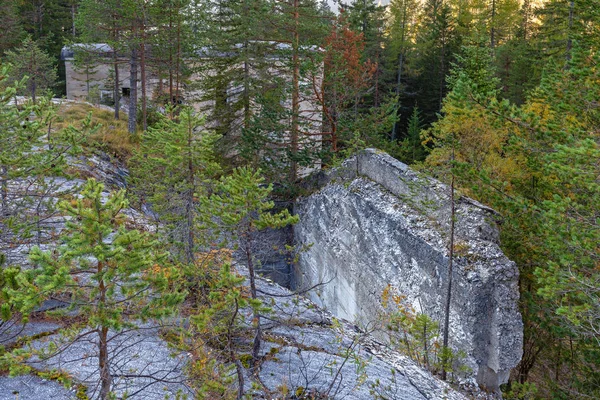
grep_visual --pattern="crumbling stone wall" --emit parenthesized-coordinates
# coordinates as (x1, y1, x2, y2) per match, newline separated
(293, 149, 523, 390)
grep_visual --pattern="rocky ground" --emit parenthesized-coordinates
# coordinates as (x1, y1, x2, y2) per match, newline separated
(1, 145, 496, 399)
(1, 266, 474, 400)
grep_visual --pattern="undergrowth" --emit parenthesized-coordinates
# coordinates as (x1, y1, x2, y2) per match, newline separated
(54, 102, 139, 161)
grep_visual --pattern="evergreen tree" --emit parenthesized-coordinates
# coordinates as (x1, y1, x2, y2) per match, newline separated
(318, 16, 375, 154)
(4, 37, 58, 103)
(386, 0, 420, 140)
(0, 66, 79, 266)
(409, 0, 458, 125)
(423, 39, 600, 396)
(206, 167, 298, 369)
(23, 179, 185, 399)
(401, 105, 425, 163)
(190, 262, 248, 399)
(192, 0, 273, 140)
(535, 0, 600, 62)
(76, 0, 139, 122)
(71, 45, 101, 101)
(0, 0, 25, 55)
(130, 107, 220, 264)
(342, 0, 387, 107)
(17, 0, 75, 63)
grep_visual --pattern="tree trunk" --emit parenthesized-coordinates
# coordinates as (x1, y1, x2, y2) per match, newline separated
(245, 234, 261, 370)
(71, 3, 76, 36)
(491, 0, 496, 51)
(390, 52, 404, 141)
(31, 77, 37, 105)
(141, 42, 147, 131)
(228, 298, 245, 399)
(438, 25, 446, 113)
(175, 11, 182, 106)
(128, 46, 138, 134)
(290, 0, 300, 181)
(185, 116, 195, 264)
(0, 165, 7, 217)
(99, 326, 111, 400)
(441, 144, 456, 381)
(168, 7, 174, 111)
(566, 1, 574, 62)
(113, 44, 120, 120)
(391, 0, 408, 141)
(98, 257, 112, 399)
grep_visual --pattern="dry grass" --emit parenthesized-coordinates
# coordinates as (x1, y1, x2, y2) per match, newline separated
(54, 102, 139, 161)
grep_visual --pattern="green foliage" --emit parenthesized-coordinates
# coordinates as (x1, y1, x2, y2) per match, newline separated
(0, 66, 85, 266)
(503, 381, 539, 400)
(380, 285, 471, 382)
(188, 262, 245, 400)
(0, 0, 24, 54)
(206, 167, 299, 243)
(130, 107, 220, 263)
(424, 41, 600, 396)
(398, 105, 426, 163)
(26, 178, 185, 323)
(4, 37, 58, 102)
(14, 178, 185, 397)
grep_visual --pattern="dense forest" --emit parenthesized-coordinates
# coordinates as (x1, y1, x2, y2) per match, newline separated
(0, 0, 599, 398)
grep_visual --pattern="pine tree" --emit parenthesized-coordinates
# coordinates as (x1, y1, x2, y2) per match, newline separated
(206, 167, 298, 369)
(190, 262, 248, 399)
(24, 178, 185, 399)
(71, 45, 101, 101)
(150, 0, 191, 112)
(0, 66, 79, 266)
(387, 0, 420, 139)
(192, 0, 273, 138)
(76, 0, 135, 121)
(4, 37, 58, 103)
(130, 107, 220, 264)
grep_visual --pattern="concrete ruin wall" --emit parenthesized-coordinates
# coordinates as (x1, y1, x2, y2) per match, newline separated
(293, 149, 523, 390)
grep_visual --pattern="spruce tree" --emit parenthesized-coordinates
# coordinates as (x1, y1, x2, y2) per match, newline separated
(409, 0, 458, 125)
(387, 0, 420, 139)
(0, 0, 25, 55)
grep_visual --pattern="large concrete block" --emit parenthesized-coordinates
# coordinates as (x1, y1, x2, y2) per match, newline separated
(294, 149, 523, 391)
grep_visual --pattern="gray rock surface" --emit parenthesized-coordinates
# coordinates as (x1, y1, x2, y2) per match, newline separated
(294, 149, 523, 390)
(27, 324, 191, 400)
(0, 375, 74, 400)
(1, 153, 151, 267)
(1, 269, 470, 400)
(246, 268, 470, 400)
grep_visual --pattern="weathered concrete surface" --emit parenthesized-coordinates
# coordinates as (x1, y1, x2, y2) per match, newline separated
(294, 149, 523, 390)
